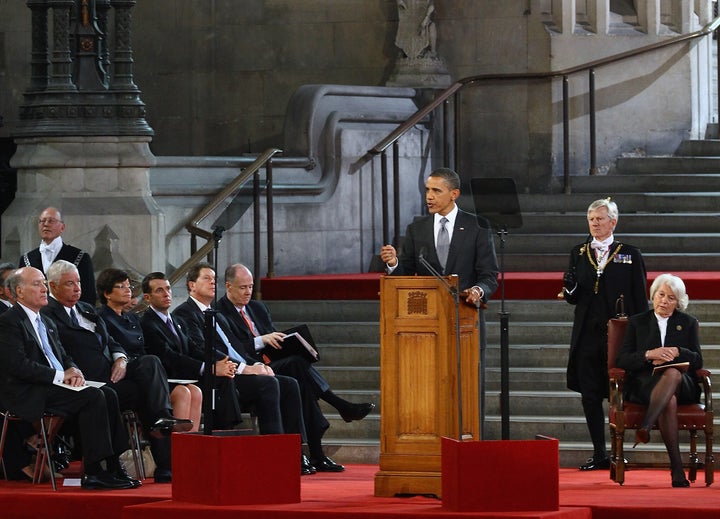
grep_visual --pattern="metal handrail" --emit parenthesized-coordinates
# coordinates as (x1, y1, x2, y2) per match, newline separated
(371, 15, 720, 158)
(168, 147, 283, 288)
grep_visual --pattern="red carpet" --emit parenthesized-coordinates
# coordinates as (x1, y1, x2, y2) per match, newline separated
(259, 272, 720, 300)
(1, 466, 717, 519)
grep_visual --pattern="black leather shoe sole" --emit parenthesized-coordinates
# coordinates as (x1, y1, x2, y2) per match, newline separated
(339, 403, 375, 423)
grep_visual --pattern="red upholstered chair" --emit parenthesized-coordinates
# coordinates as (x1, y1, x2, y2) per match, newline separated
(607, 317, 714, 486)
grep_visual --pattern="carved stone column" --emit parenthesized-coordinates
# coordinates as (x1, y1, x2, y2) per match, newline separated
(5, 0, 165, 277)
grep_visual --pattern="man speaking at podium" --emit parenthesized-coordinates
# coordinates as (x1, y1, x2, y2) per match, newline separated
(379, 167, 499, 308)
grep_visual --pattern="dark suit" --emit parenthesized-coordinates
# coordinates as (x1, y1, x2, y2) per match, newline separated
(140, 308, 242, 428)
(216, 296, 330, 452)
(563, 240, 648, 458)
(0, 305, 127, 466)
(173, 298, 305, 439)
(616, 309, 702, 406)
(41, 299, 174, 425)
(20, 244, 97, 305)
(391, 209, 499, 297)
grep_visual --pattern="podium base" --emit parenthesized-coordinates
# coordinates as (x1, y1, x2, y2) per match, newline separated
(172, 432, 301, 505)
(374, 470, 441, 498)
(442, 437, 559, 512)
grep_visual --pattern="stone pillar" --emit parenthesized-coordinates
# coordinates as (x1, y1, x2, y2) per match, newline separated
(4, 0, 164, 276)
(552, 0, 575, 35)
(636, 0, 661, 36)
(588, 0, 609, 35)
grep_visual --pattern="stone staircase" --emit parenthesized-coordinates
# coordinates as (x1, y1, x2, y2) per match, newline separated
(496, 152, 720, 272)
(266, 296, 720, 469)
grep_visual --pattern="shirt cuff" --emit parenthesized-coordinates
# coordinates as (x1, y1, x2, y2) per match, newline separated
(53, 370, 64, 384)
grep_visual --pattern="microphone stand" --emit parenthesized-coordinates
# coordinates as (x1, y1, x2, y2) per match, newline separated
(418, 254, 467, 441)
(201, 225, 225, 435)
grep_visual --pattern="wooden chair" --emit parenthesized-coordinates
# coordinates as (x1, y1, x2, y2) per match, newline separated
(607, 317, 714, 486)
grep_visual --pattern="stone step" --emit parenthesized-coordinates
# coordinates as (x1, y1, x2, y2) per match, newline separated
(502, 252, 720, 272)
(616, 156, 720, 174)
(570, 173, 720, 192)
(483, 343, 720, 368)
(517, 213, 720, 234)
(517, 192, 719, 213)
(502, 233, 720, 254)
(264, 300, 380, 322)
(676, 139, 720, 156)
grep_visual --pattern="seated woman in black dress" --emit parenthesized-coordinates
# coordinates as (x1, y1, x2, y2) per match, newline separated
(96, 268, 202, 431)
(616, 273, 703, 487)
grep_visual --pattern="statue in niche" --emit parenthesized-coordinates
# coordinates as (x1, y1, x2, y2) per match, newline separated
(395, 0, 437, 60)
(387, 0, 450, 88)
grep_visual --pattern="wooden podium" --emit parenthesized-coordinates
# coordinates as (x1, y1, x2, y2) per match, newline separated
(374, 275, 480, 498)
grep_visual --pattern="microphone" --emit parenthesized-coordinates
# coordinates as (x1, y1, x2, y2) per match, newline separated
(418, 246, 427, 262)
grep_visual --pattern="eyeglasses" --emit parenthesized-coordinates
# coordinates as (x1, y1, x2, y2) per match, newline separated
(38, 218, 62, 225)
(114, 284, 135, 291)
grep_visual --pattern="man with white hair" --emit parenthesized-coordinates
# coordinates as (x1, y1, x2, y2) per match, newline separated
(562, 198, 648, 471)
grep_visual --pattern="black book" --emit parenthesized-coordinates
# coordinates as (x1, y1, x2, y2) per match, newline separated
(263, 324, 319, 363)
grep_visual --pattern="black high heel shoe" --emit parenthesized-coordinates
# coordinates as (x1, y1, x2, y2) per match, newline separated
(633, 427, 650, 448)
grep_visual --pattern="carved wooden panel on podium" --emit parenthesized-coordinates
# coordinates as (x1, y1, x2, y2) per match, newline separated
(374, 275, 480, 498)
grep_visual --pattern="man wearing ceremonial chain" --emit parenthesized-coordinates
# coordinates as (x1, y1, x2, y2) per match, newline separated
(562, 198, 648, 471)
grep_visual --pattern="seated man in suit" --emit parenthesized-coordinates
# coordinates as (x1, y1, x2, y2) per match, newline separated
(19, 207, 96, 305)
(217, 263, 374, 472)
(0, 267, 136, 489)
(139, 272, 243, 429)
(42, 260, 191, 483)
(171, 264, 313, 475)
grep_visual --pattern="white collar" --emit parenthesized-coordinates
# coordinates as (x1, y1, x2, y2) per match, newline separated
(39, 236, 63, 253)
(190, 295, 211, 312)
(435, 205, 459, 226)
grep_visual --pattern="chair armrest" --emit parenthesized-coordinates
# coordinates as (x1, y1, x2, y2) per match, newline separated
(696, 370, 713, 413)
(609, 368, 626, 410)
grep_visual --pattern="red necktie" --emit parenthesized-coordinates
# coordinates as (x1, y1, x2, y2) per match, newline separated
(240, 307, 258, 337)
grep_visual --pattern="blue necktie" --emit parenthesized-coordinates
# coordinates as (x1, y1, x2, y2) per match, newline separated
(36, 316, 64, 371)
(215, 321, 246, 364)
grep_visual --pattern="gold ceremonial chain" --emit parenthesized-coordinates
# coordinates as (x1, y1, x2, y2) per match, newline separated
(584, 243, 623, 294)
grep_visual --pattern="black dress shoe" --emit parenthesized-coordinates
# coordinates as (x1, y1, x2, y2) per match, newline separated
(154, 468, 172, 483)
(310, 455, 345, 472)
(112, 466, 142, 488)
(81, 471, 135, 490)
(579, 456, 610, 471)
(301, 454, 316, 475)
(339, 402, 375, 423)
(150, 417, 193, 438)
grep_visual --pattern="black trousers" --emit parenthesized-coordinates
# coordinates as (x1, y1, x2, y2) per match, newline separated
(44, 385, 128, 467)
